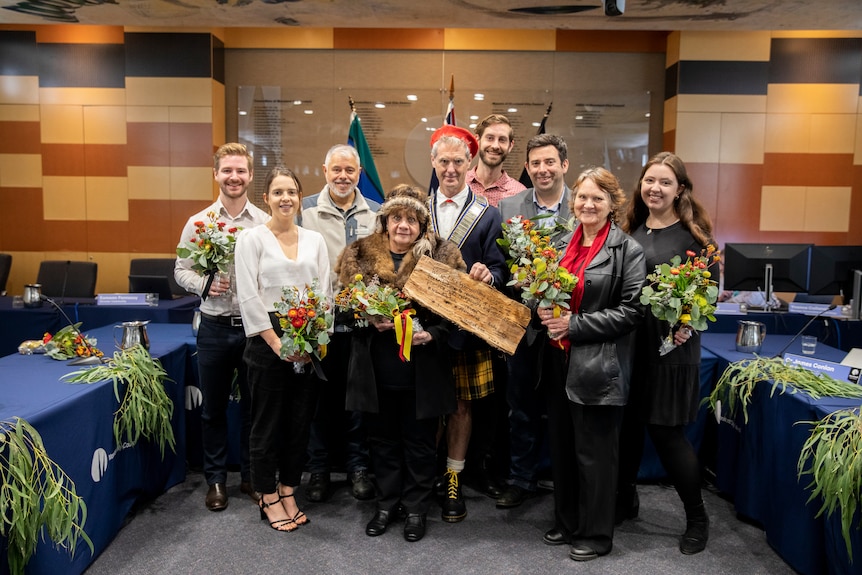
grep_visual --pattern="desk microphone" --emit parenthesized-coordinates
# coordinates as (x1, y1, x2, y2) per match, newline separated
(59, 259, 70, 305)
(42, 295, 106, 365)
(773, 304, 837, 358)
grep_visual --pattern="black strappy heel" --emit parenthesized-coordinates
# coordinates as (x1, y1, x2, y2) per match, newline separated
(259, 496, 297, 532)
(278, 489, 310, 526)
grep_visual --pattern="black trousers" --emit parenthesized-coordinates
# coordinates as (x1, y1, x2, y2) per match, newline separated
(365, 387, 438, 515)
(545, 347, 622, 554)
(244, 335, 318, 494)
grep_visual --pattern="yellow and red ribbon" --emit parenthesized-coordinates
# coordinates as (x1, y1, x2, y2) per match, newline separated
(393, 309, 416, 362)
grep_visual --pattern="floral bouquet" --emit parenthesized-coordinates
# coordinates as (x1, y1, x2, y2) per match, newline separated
(640, 245, 721, 355)
(176, 211, 241, 299)
(274, 279, 333, 369)
(335, 274, 418, 361)
(498, 215, 578, 312)
(42, 323, 104, 361)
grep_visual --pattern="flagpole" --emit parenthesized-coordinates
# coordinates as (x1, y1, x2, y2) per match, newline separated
(348, 95, 356, 114)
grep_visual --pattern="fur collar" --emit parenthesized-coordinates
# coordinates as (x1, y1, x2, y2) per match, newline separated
(336, 232, 466, 289)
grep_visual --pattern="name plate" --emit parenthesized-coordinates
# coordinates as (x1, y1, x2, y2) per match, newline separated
(783, 353, 859, 384)
(96, 293, 157, 306)
(787, 302, 847, 318)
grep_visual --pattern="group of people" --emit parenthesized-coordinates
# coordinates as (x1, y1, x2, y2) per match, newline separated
(174, 113, 717, 560)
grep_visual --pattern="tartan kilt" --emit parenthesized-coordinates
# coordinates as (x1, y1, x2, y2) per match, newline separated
(451, 348, 495, 400)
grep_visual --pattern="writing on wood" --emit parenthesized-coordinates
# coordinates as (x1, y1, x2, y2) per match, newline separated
(403, 255, 530, 356)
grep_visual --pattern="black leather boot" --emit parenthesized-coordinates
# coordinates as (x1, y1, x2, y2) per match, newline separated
(615, 482, 639, 525)
(680, 502, 709, 555)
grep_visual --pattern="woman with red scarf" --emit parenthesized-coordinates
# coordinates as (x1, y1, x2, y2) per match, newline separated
(538, 167, 645, 562)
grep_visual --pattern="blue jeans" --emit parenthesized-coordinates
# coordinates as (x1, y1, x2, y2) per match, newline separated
(506, 337, 546, 491)
(306, 331, 370, 474)
(196, 318, 251, 485)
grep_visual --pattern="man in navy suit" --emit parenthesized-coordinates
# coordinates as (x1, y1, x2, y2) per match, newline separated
(495, 134, 572, 513)
(427, 125, 507, 523)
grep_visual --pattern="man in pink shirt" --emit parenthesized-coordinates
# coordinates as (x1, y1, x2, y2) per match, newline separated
(466, 114, 526, 208)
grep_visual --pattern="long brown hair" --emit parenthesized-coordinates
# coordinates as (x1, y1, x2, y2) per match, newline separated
(621, 151, 714, 248)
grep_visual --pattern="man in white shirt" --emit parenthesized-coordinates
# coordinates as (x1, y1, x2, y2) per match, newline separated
(175, 143, 270, 511)
(428, 126, 507, 523)
(299, 144, 379, 503)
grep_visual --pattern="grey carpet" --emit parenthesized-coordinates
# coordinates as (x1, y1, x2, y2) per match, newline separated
(84, 471, 795, 575)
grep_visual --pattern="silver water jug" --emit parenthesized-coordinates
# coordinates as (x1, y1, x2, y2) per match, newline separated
(23, 284, 42, 308)
(735, 320, 766, 353)
(114, 320, 150, 350)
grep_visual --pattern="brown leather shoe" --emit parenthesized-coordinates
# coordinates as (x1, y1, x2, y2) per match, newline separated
(240, 481, 261, 503)
(205, 483, 228, 511)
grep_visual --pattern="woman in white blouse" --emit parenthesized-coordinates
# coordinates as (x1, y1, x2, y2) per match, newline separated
(235, 166, 331, 532)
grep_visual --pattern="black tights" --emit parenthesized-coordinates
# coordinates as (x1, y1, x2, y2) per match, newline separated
(648, 424, 703, 508)
(618, 415, 703, 509)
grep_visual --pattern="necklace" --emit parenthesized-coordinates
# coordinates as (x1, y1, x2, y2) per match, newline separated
(645, 218, 678, 234)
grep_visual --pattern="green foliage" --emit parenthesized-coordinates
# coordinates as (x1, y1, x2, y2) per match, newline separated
(798, 408, 862, 562)
(640, 248, 719, 331)
(0, 417, 93, 575)
(705, 356, 862, 423)
(62, 345, 176, 458)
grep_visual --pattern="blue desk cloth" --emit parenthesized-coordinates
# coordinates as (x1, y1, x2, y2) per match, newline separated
(0, 295, 199, 357)
(701, 332, 857, 575)
(0, 323, 194, 575)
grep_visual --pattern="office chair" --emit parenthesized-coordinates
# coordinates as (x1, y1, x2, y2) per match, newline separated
(36, 260, 98, 299)
(0, 253, 11, 296)
(129, 258, 186, 297)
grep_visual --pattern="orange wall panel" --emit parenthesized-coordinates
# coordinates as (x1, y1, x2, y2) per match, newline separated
(42, 143, 85, 176)
(87, 220, 129, 252)
(127, 122, 171, 166)
(334, 28, 444, 50)
(128, 199, 179, 253)
(0, 121, 41, 154)
(0, 186, 44, 251)
(762, 153, 854, 187)
(84, 144, 128, 177)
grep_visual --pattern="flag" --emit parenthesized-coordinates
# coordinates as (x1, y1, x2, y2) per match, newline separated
(348, 110, 385, 204)
(519, 102, 552, 189)
(429, 76, 456, 194)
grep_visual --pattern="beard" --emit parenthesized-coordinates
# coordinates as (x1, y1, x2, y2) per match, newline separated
(329, 182, 356, 199)
(479, 147, 505, 168)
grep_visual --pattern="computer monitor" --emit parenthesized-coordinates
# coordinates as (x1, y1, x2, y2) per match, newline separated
(128, 274, 174, 300)
(723, 243, 812, 309)
(808, 245, 862, 319)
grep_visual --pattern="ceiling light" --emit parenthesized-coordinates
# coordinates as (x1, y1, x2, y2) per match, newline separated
(407, 94, 418, 101)
(421, 117, 428, 123)
(575, 115, 584, 120)
(474, 93, 484, 101)
(238, 111, 247, 116)
(507, 108, 518, 113)
(293, 100, 302, 105)
(304, 110, 313, 115)
(470, 115, 479, 120)
(375, 102, 385, 109)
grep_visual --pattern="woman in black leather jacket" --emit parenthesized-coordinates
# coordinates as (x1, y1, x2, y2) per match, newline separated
(538, 166, 645, 562)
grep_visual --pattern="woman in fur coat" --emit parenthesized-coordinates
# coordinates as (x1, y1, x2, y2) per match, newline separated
(336, 184, 466, 543)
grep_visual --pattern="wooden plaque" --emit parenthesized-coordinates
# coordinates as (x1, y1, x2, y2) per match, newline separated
(403, 255, 531, 356)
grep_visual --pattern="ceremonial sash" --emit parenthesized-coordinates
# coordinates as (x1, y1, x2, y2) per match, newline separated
(430, 192, 488, 249)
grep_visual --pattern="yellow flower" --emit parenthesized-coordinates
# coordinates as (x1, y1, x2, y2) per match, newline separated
(680, 313, 692, 324)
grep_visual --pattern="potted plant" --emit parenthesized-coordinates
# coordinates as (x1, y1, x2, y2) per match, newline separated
(63, 344, 176, 458)
(0, 417, 93, 575)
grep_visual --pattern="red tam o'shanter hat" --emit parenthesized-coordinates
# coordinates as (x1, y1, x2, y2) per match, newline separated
(430, 125, 479, 158)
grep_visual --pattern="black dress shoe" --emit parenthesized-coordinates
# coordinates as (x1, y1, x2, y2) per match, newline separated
(543, 527, 570, 546)
(365, 509, 392, 537)
(205, 483, 228, 511)
(240, 481, 261, 503)
(305, 472, 330, 503)
(466, 470, 504, 499)
(496, 485, 529, 509)
(403, 513, 426, 542)
(349, 470, 376, 501)
(569, 544, 599, 562)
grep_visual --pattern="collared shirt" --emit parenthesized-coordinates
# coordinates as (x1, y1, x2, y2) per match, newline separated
(466, 167, 526, 208)
(435, 186, 470, 239)
(532, 189, 564, 229)
(174, 197, 270, 316)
